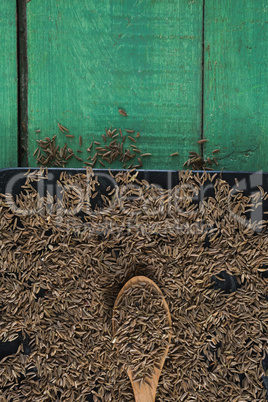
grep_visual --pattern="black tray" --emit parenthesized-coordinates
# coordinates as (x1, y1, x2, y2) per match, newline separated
(0, 168, 267, 221)
(0, 168, 267, 400)
(1, 168, 268, 194)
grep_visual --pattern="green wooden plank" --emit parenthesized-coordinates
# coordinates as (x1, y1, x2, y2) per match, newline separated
(0, 2, 18, 168)
(27, 0, 203, 170)
(204, 1, 268, 172)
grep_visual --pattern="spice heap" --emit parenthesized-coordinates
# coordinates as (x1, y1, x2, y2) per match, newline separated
(85, 128, 150, 169)
(113, 281, 170, 386)
(183, 139, 220, 170)
(34, 123, 150, 169)
(34, 135, 69, 167)
(0, 168, 267, 401)
(34, 111, 223, 170)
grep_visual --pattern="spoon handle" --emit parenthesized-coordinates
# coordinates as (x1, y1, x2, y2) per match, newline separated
(131, 380, 156, 402)
(129, 368, 160, 402)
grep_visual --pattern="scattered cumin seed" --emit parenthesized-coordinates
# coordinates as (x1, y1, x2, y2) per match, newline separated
(87, 142, 93, 152)
(118, 109, 128, 116)
(197, 139, 208, 144)
(58, 123, 65, 132)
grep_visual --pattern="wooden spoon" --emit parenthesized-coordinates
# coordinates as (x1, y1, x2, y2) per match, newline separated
(112, 276, 172, 402)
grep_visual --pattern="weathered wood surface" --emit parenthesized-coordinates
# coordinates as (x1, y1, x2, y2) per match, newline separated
(26, 0, 203, 169)
(2, 1, 265, 171)
(0, 2, 18, 168)
(203, 0, 268, 171)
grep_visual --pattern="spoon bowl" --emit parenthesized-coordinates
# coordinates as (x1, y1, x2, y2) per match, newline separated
(113, 276, 172, 402)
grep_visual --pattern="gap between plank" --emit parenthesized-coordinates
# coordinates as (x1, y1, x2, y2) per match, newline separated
(17, 0, 28, 167)
(200, 0, 205, 158)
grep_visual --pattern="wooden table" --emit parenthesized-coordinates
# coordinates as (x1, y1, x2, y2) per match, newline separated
(1, 0, 267, 171)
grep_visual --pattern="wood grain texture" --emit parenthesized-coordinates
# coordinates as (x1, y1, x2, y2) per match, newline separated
(27, 0, 203, 169)
(0, 2, 18, 168)
(203, 0, 268, 172)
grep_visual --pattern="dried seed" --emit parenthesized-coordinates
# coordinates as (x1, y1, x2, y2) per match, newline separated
(197, 139, 208, 144)
(74, 155, 83, 162)
(59, 123, 69, 132)
(207, 157, 212, 165)
(58, 123, 65, 132)
(87, 142, 93, 152)
(118, 109, 127, 116)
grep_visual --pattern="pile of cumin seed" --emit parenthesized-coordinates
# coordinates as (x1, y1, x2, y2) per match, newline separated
(112, 281, 170, 386)
(183, 139, 221, 170)
(0, 168, 267, 401)
(34, 124, 149, 169)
